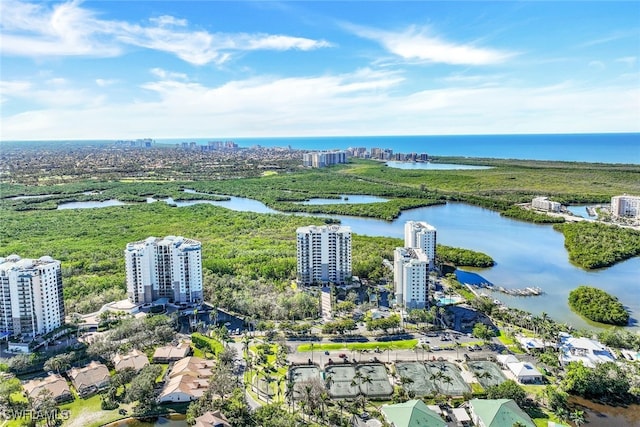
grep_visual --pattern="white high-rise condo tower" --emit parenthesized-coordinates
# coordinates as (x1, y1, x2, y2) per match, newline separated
(296, 225, 352, 285)
(0, 255, 65, 338)
(393, 248, 429, 309)
(404, 221, 437, 270)
(125, 236, 203, 304)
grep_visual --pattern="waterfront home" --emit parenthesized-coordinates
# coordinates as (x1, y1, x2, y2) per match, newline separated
(381, 399, 446, 427)
(516, 336, 549, 353)
(558, 333, 616, 368)
(194, 410, 231, 427)
(23, 373, 73, 403)
(112, 349, 149, 372)
(468, 399, 535, 427)
(157, 375, 209, 403)
(152, 340, 192, 363)
(67, 361, 110, 397)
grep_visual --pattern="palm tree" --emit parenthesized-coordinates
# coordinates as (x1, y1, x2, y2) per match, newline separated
(555, 407, 570, 424)
(319, 391, 330, 422)
(325, 374, 334, 392)
(355, 394, 368, 412)
(285, 379, 296, 413)
(361, 374, 373, 397)
(262, 372, 275, 403)
(454, 341, 462, 361)
(570, 409, 586, 427)
(399, 376, 414, 396)
(476, 370, 493, 386)
(441, 375, 453, 395)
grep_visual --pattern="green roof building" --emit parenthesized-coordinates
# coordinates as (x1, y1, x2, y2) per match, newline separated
(469, 399, 535, 427)
(381, 399, 446, 427)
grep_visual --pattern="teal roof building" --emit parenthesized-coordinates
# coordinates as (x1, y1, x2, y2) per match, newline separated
(469, 399, 535, 427)
(381, 400, 446, 427)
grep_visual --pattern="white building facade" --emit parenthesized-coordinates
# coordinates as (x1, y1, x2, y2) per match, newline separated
(611, 195, 640, 219)
(303, 151, 348, 168)
(393, 247, 429, 309)
(404, 221, 437, 270)
(296, 225, 352, 285)
(125, 236, 203, 304)
(532, 196, 562, 212)
(0, 255, 65, 338)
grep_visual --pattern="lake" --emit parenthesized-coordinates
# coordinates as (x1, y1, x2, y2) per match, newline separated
(57, 199, 127, 209)
(54, 195, 639, 330)
(296, 195, 388, 205)
(386, 161, 492, 170)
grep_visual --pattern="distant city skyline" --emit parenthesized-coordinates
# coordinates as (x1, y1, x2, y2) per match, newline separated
(1, 1, 638, 140)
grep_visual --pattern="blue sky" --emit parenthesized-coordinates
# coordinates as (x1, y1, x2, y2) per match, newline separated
(1, 1, 638, 140)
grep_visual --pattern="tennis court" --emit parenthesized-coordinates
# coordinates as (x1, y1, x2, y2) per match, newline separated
(357, 363, 393, 398)
(424, 362, 470, 396)
(289, 365, 321, 400)
(467, 361, 506, 389)
(395, 362, 438, 396)
(325, 365, 360, 398)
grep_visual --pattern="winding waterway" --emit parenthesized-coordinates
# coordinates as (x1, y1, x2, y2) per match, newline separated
(56, 196, 639, 330)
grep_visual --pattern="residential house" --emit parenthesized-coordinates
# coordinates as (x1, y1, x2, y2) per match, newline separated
(23, 374, 73, 403)
(153, 341, 192, 363)
(113, 349, 149, 372)
(157, 375, 209, 403)
(68, 361, 110, 397)
(194, 410, 231, 427)
(168, 356, 214, 379)
(158, 355, 214, 403)
(506, 362, 543, 384)
(558, 333, 616, 368)
(468, 399, 535, 427)
(496, 354, 543, 384)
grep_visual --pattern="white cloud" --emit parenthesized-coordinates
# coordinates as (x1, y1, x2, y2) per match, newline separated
(347, 24, 514, 65)
(0, 78, 101, 108)
(95, 78, 117, 87)
(150, 68, 189, 81)
(0, 0, 122, 57)
(150, 15, 188, 27)
(0, 0, 332, 64)
(2, 71, 638, 140)
(243, 34, 333, 51)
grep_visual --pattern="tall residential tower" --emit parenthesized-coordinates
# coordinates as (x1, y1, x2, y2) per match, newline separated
(296, 225, 352, 285)
(125, 236, 203, 304)
(0, 255, 65, 338)
(393, 247, 429, 310)
(404, 221, 437, 270)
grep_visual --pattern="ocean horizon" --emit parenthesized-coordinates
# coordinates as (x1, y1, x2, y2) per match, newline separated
(3, 133, 639, 164)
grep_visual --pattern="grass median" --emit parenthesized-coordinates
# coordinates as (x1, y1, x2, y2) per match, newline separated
(297, 339, 418, 352)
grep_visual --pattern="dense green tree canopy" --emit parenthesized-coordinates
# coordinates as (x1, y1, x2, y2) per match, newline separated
(568, 286, 629, 326)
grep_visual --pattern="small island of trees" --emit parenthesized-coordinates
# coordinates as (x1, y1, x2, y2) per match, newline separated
(568, 286, 629, 326)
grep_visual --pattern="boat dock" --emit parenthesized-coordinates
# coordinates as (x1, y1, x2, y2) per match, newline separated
(463, 282, 543, 297)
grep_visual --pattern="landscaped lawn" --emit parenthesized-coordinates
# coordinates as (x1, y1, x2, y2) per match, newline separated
(297, 339, 418, 352)
(59, 393, 131, 427)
